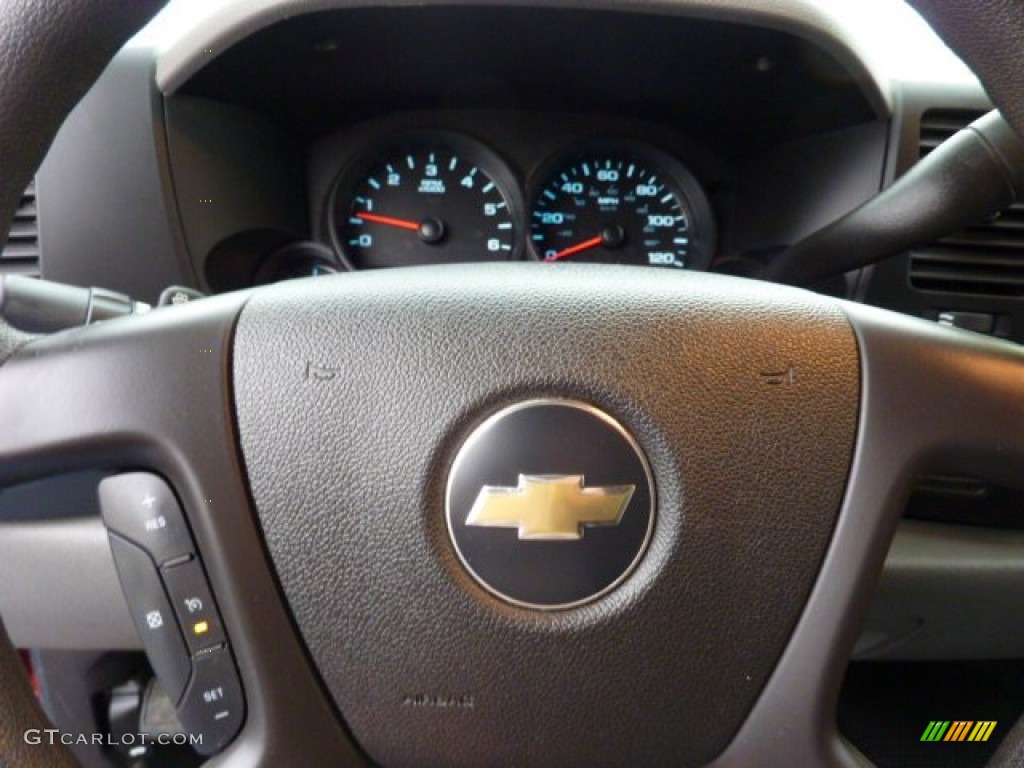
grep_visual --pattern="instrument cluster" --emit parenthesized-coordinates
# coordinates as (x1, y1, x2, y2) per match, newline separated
(324, 130, 716, 272)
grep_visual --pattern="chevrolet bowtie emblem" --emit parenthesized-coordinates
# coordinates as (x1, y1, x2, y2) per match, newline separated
(466, 474, 635, 540)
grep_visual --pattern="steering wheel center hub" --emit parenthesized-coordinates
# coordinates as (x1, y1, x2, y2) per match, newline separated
(445, 399, 655, 609)
(231, 263, 859, 767)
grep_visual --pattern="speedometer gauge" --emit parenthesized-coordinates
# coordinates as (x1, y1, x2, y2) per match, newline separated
(330, 134, 522, 269)
(529, 144, 714, 269)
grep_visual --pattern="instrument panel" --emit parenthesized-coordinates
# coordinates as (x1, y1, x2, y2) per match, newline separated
(319, 120, 717, 272)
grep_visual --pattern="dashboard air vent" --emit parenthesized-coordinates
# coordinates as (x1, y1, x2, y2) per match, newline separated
(0, 181, 39, 275)
(909, 109, 1024, 296)
(917, 109, 983, 158)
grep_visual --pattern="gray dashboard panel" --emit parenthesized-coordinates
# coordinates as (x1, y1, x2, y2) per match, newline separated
(0, 519, 138, 650)
(37, 48, 194, 303)
(732, 121, 889, 256)
(856, 520, 1024, 661)
(163, 95, 307, 291)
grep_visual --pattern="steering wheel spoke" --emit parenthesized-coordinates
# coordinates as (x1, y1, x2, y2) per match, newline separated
(0, 295, 242, 483)
(715, 302, 1024, 767)
(0, 294, 358, 764)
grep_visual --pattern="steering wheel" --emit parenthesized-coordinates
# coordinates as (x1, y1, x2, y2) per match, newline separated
(3, 1, 1024, 766)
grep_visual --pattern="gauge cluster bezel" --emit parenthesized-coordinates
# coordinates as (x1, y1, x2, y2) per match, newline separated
(314, 111, 722, 273)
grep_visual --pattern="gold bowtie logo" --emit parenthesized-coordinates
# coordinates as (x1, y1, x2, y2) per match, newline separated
(466, 475, 635, 540)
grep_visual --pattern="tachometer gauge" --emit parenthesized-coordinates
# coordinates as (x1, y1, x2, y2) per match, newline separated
(529, 144, 714, 269)
(331, 135, 522, 269)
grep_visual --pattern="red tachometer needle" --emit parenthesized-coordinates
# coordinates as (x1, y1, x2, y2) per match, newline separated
(545, 235, 603, 262)
(355, 212, 420, 231)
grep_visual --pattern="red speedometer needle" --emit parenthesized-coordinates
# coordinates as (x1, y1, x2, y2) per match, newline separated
(546, 235, 603, 262)
(355, 212, 420, 231)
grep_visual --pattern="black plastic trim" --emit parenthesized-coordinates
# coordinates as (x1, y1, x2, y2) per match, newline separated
(856, 520, 1024, 660)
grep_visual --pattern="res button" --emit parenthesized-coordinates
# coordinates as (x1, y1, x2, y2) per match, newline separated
(99, 473, 194, 566)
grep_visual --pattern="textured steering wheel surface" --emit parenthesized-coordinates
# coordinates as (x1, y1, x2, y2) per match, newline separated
(0, 5, 167, 767)
(0, 2, 1023, 768)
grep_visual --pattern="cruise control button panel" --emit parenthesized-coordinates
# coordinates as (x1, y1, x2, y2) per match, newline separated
(100, 472, 244, 755)
(99, 473, 194, 565)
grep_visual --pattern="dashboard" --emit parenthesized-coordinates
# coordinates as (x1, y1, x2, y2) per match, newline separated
(201, 110, 725, 282)
(6, 2, 1024, 767)
(99, 5, 890, 295)
(15, 0, 1001, 635)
